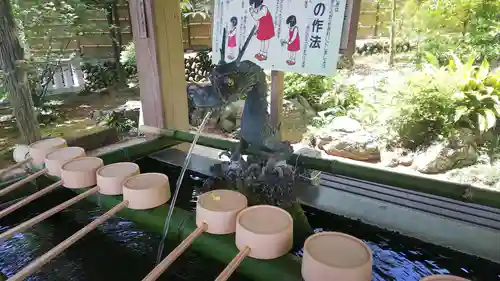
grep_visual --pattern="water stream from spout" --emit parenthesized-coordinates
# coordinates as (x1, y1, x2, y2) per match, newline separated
(155, 110, 213, 264)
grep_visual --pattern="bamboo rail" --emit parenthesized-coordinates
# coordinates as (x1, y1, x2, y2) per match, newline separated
(139, 125, 500, 210)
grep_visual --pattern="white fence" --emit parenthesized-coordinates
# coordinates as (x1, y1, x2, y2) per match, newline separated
(42, 56, 85, 95)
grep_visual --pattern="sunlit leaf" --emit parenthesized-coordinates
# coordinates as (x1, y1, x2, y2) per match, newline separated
(424, 51, 440, 68)
(482, 109, 497, 131)
(477, 113, 486, 133)
(454, 106, 469, 122)
(493, 104, 500, 117)
(477, 59, 490, 81)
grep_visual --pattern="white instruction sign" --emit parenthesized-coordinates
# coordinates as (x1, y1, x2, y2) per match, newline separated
(212, 0, 348, 76)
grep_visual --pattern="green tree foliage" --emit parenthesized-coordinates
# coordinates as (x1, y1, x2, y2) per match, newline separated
(402, 0, 500, 65)
(180, 0, 212, 21)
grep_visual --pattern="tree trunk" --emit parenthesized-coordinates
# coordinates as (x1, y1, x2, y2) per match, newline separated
(388, 0, 397, 66)
(0, 0, 41, 144)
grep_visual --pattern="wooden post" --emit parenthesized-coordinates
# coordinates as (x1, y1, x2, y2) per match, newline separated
(346, 0, 362, 57)
(373, 2, 380, 37)
(388, 0, 397, 66)
(128, 0, 189, 132)
(270, 71, 284, 141)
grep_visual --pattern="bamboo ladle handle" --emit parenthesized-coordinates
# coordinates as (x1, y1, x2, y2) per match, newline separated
(0, 168, 47, 197)
(0, 187, 99, 242)
(215, 246, 251, 281)
(0, 158, 32, 180)
(0, 179, 61, 219)
(142, 223, 207, 281)
(6, 200, 129, 281)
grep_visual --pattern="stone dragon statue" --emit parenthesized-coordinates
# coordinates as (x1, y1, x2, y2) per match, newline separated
(188, 26, 313, 244)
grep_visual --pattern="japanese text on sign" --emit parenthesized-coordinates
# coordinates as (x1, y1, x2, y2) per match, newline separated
(212, 0, 347, 76)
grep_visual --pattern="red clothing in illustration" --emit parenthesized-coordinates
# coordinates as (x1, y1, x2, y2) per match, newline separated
(287, 26, 300, 52)
(228, 28, 237, 48)
(256, 9, 275, 41)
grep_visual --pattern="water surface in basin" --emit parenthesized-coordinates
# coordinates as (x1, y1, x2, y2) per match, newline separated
(1, 157, 499, 281)
(150, 160, 500, 281)
(0, 175, 251, 281)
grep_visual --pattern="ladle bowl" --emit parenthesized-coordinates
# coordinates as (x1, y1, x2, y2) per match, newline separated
(122, 173, 171, 210)
(236, 205, 293, 260)
(96, 162, 140, 195)
(0, 146, 86, 199)
(196, 189, 248, 234)
(13, 144, 30, 164)
(214, 205, 293, 281)
(420, 275, 471, 281)
(302, 232, 373, 281)
(45, 147, 86, 177)
(141, 189, 248, 281)
(61, 157, 104, 189)
(29, 137, 67, 167)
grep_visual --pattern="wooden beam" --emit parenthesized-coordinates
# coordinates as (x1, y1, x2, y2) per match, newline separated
(151, 0, 189, 131)
(128, 0, 189, 132)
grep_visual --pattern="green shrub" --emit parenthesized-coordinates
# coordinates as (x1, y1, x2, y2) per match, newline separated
(95, 110, 136, 134)
(36, 100, 62, 125)
(120, 42, 136, 67)
(356, 39, 414, 56)
(119, 42, 214, 83)
(385, 52, 500, 149)
(447, 56, 500, 135)
(184, 51, 213, 82)
(120, 42, 139, 85)
(385, 62, 458, 149)
(414, 32, 499, 67)
(82, 61, 121, 91)
(318, 83, 362, 113)
(284, 73, 332, 107)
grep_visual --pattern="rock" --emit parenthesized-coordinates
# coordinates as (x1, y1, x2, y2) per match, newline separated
(220, 103, 237, 121)
(476, 153, 491, 165)
(445, 163, 500, 188)
(412, 142, 477, 174)
(89, 100, 141, 126)
(328, 116, 362, 133)
(380, 148, 413, 167)
(217, 100, 245, 132)
(220, 119, 236, 132)
(295, 147, 322, 158)
(398, 154, 414, 166)
(412, 128, 478, 174)
(294, 147, 322, 186)
(296, 95, 317, 118)
(232, 100, 245, 119)
(312, 116, 380, 162)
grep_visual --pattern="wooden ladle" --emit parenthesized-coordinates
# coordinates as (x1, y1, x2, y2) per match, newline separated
(6, 172, 171, 281)
(0, 161, 138, 242)
(215, 205, 294, 281)
(0, 138, 69, 197)
(142, 189, 248, 281)
(0, 149, 90, 219)
(301, 232, 373, 281)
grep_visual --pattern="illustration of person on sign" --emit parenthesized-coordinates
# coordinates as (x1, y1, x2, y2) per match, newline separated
(249, 0, 275, 61)
(281, 15, 300, 65)
(227, 16, 238, 60)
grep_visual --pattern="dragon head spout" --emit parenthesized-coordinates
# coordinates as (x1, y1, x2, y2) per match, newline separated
(189, 26, 261, 109)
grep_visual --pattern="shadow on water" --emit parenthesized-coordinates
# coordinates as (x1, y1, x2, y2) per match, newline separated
(0, 156, 499, 281)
